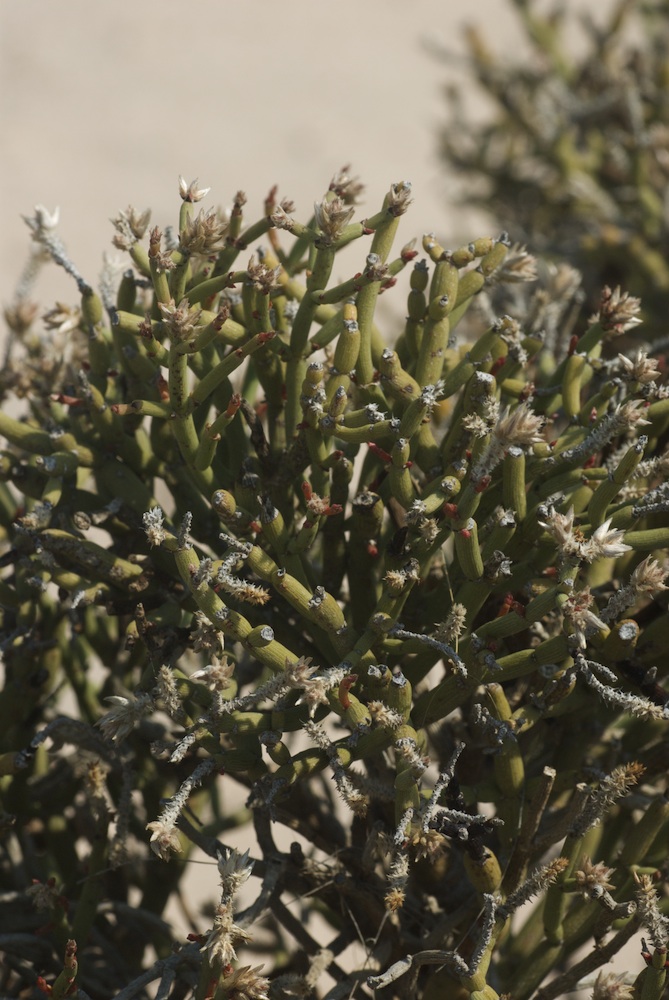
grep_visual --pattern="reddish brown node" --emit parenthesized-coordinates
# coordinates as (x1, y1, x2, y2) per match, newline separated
(368, 442, 392, 463)
(338, 674, 358, 710)
(496, 593, 514, 617)
(156, 375, 170, 402)
(52, 394, 84, 407)
(226, 394, 242, 417)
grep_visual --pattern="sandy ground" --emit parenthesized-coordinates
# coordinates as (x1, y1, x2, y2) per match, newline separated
(1, 0, 643, 990)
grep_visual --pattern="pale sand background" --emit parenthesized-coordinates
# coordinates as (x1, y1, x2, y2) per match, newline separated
(2, 0, 545, 313)
(2, 0, 641, 989)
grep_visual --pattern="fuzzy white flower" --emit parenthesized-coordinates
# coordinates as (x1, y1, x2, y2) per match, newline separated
(591, 970, 634, 1000)
(595, 285, 642, 334)
(97, 692, 154, 742)
(205, 901, 252, 969)
(143, 506, 166, 547)
(146, 819, 183, 861)
(582, 520, 632, 562)
(617, 350, 662, 385)
(178, 176, 211, 202)
(495, 403, 545, 447)
(217, 848, 254, 896)
(539, 506, 582, 560)
(26, 204, 60, 234)
(629, 556, 669, 595)
(219, 965, 270, 1000)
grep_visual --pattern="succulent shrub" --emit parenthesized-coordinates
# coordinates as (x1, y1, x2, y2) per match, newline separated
(1, 171, 668, 1000)
(437, 0, 669, 337)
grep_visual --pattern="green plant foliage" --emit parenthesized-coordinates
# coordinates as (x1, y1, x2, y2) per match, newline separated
(437, 0, 669, 337)
(0, 172, 667, 999)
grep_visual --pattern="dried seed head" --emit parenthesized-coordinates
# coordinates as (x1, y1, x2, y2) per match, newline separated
(313, 196, 355, 244)
(205, 901, 252, 969)
(329, 164, 365, 204)
(434, 604, 468, 644)
(157, 297, 203, 341)
(591, 971, 634, 1000)
(487, 244, 538, 284)
(191, 612, 225, 655)
(284, 656, 335, 716)
(148, 226, 175, 271)
(563, 588, 607, 648)
(617, 350, 662, 384)
(634, 871, 669, 949)
(494, 402, 544, 448)
(629, 556, 669, 595)
(111, 206, 152, 249)
(218, 966, 270, 1000)
(43, 302, 81, 335)
(616, 398, 651, 429)
(246, 254, 282, 293)
(145, 819, 183, 861)
(4, 299, 40, 335)
(462, 413, 491, 438)
(270, 203, 294, 230)
(408, 827, 447, 861)
(179, 207, 229, 255)
(190, 655, 235, 692)
(26, 878, 63, 912)
(97, 692, 155, 742)
(594, 284, 642, 335)
(367, 701, 404, 729)
(575, 856, 617, 893)
(217, 847, 254, 896)
(386, 180, 413, 216)
(304, 489, 341, 518)
(384, 887, 406, 912)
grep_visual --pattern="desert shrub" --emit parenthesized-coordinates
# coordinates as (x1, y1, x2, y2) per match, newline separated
(437, 0, 669, 338)
(0, 171, 668, 999)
